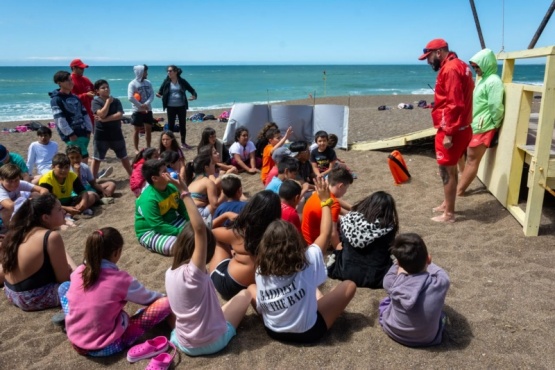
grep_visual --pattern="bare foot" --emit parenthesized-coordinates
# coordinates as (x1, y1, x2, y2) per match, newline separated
(431, 213, 455, 223)
(432, 202, 446, 213)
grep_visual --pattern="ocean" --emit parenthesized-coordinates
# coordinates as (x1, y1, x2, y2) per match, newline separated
(0, 64, 545, 122)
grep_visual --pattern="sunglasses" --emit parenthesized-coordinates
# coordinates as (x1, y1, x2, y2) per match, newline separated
(423, 48, 437, 54)
(167, 70, 174, 73)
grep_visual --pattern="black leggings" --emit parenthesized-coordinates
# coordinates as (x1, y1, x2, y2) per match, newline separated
(167, 105, 187, 144)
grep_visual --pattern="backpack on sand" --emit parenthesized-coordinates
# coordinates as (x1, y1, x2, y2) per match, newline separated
(388, 150, 411, 184)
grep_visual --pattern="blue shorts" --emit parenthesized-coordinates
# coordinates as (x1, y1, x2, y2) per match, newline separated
(171, 322, 236, 356)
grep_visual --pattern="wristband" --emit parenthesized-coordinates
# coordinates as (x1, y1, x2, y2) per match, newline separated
(320, 198, 333, 208)
(180, 191, 191, 198)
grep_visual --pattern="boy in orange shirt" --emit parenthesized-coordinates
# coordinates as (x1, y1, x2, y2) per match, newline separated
(301, 167, 353, 252)
(260, 126, 292, 184)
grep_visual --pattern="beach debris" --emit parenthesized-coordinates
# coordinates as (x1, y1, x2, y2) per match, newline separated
(397, 103, 414, 110)
(378, 105, 391, 111)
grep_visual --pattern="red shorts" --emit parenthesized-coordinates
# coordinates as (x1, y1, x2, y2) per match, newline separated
(435, 126, 472, 166)
(469, 129, 497, 148)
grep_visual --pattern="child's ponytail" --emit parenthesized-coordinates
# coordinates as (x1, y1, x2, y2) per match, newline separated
(81, 227, 124, 290)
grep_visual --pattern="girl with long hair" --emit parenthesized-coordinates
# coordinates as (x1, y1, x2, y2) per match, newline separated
(208, 190, 281, 300)
(249, 178, 356, 343)
(1, 194, 76, 311)
(327, 191, 399, 288)
(59, 227, 171, 357)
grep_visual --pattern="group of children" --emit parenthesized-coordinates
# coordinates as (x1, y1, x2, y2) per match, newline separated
(0, 115, 451, 363)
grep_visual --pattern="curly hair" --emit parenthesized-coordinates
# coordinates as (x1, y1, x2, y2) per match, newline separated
(256, 220, 308, 276)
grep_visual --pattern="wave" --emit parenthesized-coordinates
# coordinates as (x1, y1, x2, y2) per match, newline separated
(411, 88, 434, 95)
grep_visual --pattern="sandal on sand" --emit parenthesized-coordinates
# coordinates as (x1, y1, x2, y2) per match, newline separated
(145, 343, 176, 370)
(127, 336, 169, 363)
(100, 197, 114, 205)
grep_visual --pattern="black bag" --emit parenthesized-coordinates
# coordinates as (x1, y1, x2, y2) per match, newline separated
(26, 121, 45, 131)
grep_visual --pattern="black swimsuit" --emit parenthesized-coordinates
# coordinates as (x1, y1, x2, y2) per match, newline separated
(4, 231, 57, 292)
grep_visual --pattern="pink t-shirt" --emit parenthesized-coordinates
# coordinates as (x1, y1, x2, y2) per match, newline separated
(281, 202, 301, 232)
(265, 165, 279, 186)
(165, 263, 227, 348)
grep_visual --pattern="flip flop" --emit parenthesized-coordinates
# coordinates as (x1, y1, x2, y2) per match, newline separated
(127, 336, 169, 363)
(145, 343, 176, 370)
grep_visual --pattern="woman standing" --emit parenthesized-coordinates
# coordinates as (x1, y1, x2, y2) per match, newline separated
(156, 65, 197, 150)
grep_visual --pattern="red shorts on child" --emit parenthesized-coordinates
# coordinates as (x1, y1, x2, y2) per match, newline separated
(469, 129, 496, 148)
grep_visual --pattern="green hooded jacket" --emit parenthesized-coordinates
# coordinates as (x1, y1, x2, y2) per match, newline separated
(469, 49, 505, 134)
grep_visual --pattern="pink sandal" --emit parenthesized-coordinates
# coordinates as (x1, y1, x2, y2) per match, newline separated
(145, 342, 176, 370)
(127, 336, 169, 363)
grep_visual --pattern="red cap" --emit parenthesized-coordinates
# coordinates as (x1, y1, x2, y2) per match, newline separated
(418, 39, 448, 60)
(69, 59, 88, 68)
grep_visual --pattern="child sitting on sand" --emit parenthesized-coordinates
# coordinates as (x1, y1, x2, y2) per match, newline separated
(165, 182, 251, 356)
(255, 122, 278, 158)
(130, 147, 158, 197)
(197, 127, 235, 173)
(39, 153, 97, 217)
(249, 178, 356, 343)
(265, 156, 299, 194)
(159, 130, 185, 162)
(26, 126, 59, 184)
(379, 233, 450, 347)
(289, 141, 315, 186)
(278, 179, 302, 232)
(209, 190, 281, 301)
(327, 191, 398, 289)
(59, 227, 171, 356)
(135, 159, 190, 256)
(0, 164, 48, 227)
(228, 126, 261, 174)
(2, 194, 77, 311)
(301, 167, 353, 250)
(185, 153, 220, 225)
(212, 174, 246, 227)
(260, 127, 292, 184)
(160, 150, 183, 182)
(67, 145, 116, 203)
(310, 131, 337, 179)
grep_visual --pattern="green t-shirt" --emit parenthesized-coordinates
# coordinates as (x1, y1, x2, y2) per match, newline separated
(135, 183, 189, 237)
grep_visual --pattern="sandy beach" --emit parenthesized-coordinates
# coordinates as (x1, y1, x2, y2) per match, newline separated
(1, 94, 554, 370)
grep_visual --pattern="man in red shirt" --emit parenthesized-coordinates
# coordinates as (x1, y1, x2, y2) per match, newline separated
(70, 59, 95, 127)
(419, 39, 474, 223)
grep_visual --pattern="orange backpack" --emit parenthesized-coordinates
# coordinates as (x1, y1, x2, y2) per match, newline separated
(388, 150, 411, 184)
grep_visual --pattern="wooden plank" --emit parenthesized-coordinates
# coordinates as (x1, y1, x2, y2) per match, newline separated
(523, 54, 555, 236)
(497, 46, 555, 60)
(476, 84, 530, 207)
(350, 128, 436, 151)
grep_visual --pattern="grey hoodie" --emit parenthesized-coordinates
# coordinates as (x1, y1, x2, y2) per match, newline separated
(127, 65, 154, 113)
(380, 263, 450, 347)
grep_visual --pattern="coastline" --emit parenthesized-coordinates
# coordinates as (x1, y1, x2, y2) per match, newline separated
(0, 94, 435, 145)
(0, 93, 553, 369)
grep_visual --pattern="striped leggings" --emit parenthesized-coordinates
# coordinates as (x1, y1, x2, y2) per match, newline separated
(139, 216, 188, 256)
(58, 282, 171, 357)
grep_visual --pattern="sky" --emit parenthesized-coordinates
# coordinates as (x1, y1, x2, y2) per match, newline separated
(0, 0, 553, 66)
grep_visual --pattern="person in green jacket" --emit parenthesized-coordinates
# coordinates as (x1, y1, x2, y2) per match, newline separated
(135, 159, 189, 256)
(457, 48, 505, 196)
